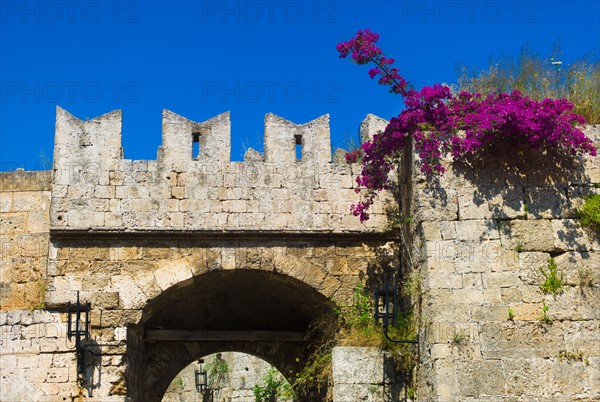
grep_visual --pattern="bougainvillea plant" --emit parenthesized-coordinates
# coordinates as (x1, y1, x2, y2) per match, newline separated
(337, 29, 597, 222)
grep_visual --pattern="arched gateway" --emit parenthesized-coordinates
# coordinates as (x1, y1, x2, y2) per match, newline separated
(40, 107, 392, 400)
(2, 110, 598, 402)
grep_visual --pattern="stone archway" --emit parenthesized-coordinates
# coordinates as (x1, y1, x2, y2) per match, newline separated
(126, 269, 334, 401)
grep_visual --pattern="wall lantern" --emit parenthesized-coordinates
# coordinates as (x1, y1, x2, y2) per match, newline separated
(67, 291, 91, 374)
(195, 369, 208, 394)
(374, 271, 418, 345)
(195, 359, 211, 395)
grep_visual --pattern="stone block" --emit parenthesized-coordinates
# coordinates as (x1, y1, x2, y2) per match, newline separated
(510, 303, 541, 320)
(46, 367, 69, 383)
(458, 186, 524, 220)
(420, 221, 441, 240)
(547, 286, 600, 320)
(482, 272, 522, 288)
(332, 347, 389, 385)
(499, 287, 521, 303)
(428, 272, 463, 289)
(510, 220, 555, 252)
(426, 303, 471, 323)
(66, 210, 105, 228)
(456, 359, 506, 397)
(432, 359, 460, 401)
(471, 306, 510, 321)
(519, 252, 551, 286)
(455, 220, 500, 242)
(91, 291, 120, 310)
(552, 219, 592, 252)
(463, 273, 483, 289)
(153, 260, 193, 291)
(91, 310, 141, 329)
(480, 322, 566, 359)
(554, 251, 599, 286)
(415, 187, 458, 221)
(450, 289, 503, 305)
(526, 187, 570, 219)
(439, 221, 457, 239)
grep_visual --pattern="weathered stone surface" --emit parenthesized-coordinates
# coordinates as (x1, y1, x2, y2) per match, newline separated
(456, 359, 506, 397)
(0, 171, 51, 192)
(510, 220, 555, 252)
(415, 136, 599, 401)
(2, 114, 598, 402)
(332, 347, 399, 402)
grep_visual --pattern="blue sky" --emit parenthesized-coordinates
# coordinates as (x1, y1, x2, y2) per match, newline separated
(1, 0, 598, 170)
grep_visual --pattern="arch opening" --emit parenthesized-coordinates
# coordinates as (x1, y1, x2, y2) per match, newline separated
(127, 269, 333, 401)
(162, 352, 293, 402)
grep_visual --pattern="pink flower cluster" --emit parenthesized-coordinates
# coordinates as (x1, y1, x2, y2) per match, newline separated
(336, 29, 409, 95)
(338, 29, 597, 222)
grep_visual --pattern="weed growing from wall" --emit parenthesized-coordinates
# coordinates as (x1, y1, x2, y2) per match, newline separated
(540, 258, 564, 298)
(577, 194, 600, 236)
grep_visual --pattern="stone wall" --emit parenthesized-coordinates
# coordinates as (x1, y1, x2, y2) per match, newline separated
(0, 310, 80, 401)
(1, 108, 392, 401)
(332, 347, 399, 402)
(49, 107, 390, 233)
(0, 171, 51, 310)
(413, 126, 600, 401)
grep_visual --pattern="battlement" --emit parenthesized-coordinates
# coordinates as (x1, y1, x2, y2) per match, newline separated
(53, 107, 387, 166)
(50, 107, 392, 233)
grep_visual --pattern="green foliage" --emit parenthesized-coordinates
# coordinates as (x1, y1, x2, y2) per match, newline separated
(450, 330, 468, 345)
(292, 281, 419, 398)
(514, 241, 524, 253)
(335, 283, 374, 331)
(507, 308, 515, 321)
(253, 369, 291, 402)
(540, 301, 553, 324)
(495, 220, 510, 247)
(205, 354, 230, 389)
(578, 194, 600, 235)
(456, 41, 600, 123)
(384, 205, 413, 233)
(540, 258, 564, 297)
(291, 352, 332, 398)
(401, 270, 421, 299)
(558, 350, 587, 363)
(173, 376, 184, 391)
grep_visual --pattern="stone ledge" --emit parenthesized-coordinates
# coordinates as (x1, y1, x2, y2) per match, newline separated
(49, 228, 395, 241)
(0, 171, 52, 192)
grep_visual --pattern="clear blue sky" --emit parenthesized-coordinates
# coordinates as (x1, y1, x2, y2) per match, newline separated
(1, 0, 598, 170)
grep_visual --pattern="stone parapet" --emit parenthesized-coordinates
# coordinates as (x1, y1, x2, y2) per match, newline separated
(50, 107, 391, 233)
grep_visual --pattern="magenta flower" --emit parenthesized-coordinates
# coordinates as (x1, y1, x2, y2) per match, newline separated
(337, 29, 597, 222)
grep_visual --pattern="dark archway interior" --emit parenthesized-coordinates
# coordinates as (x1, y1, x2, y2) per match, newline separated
(144, 270, 326, 331)
(127, 269, 333, 402)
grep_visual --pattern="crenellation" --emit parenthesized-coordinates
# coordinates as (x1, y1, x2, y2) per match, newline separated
(263, 113, 331, 163)
(53, 107, 123, 169)
(159, 110, 231, 163)
(49, 108, 388, 232)
(359, 113, 388, 143)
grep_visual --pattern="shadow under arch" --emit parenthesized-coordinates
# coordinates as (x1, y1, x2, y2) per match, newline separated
(126, 269, 334, 402)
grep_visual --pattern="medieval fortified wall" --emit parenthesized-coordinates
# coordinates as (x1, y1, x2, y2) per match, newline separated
(0, 106, 598, 401)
